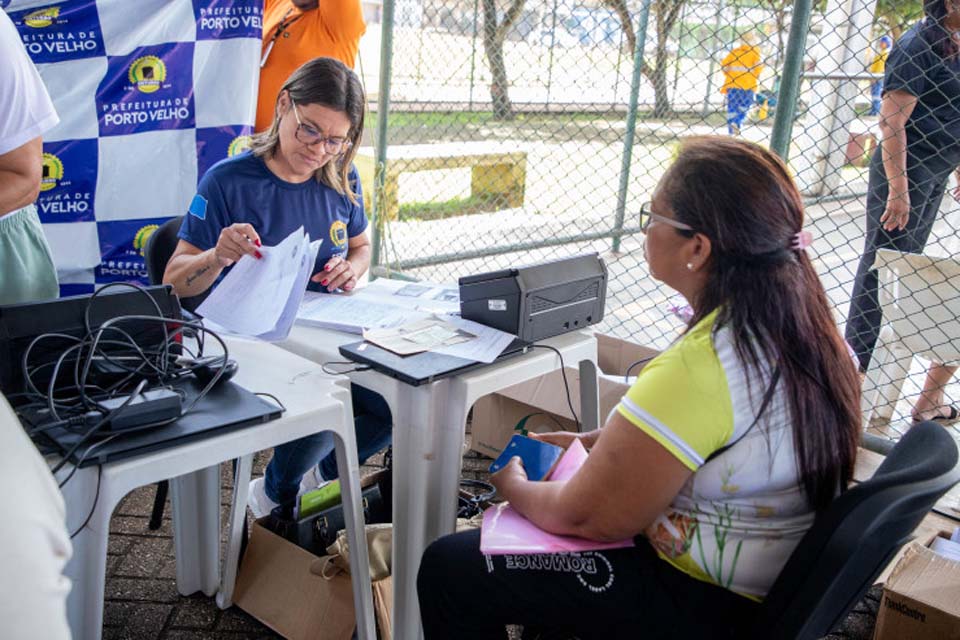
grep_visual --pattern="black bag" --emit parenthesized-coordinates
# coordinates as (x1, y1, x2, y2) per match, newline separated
(263, 472, 392, 556)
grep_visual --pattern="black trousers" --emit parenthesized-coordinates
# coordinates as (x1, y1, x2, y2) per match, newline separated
(845, 146, 954, 371)
(417, 529, 759, 640)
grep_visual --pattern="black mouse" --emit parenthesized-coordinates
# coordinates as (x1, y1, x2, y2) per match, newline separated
(190, 356, 239, 387)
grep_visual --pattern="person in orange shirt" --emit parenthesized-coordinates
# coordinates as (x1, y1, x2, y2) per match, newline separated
(256, 0, 366, 132)
(720, 32, 763, 135)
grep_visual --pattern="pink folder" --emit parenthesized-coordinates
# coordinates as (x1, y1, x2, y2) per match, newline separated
(479, 439, 635, 555)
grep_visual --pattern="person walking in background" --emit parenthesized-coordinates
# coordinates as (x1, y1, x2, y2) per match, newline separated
(845, 0, 960, 424)
(868, 35, 892, 116)
(256, 0, 366, 132)
(720, 32, 763, 135)
(0, 9, 60, 305)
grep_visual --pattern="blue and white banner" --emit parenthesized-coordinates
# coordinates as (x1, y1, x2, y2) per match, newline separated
(5, 0, 261, 294)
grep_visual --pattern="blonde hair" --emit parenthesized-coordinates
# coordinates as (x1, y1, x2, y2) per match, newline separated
(250, 57, 365, 204)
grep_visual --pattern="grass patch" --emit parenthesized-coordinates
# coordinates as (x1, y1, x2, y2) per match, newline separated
(399, 194, 498, 221)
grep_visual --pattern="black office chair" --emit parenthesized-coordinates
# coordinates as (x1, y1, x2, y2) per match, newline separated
(143, 215, 208, 529)
(144, 215, 209, 313)
(748, 420, 960, 639)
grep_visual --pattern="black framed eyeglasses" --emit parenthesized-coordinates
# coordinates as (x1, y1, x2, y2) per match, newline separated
(639, 202, 695, 234)
(290, 98, 353, 156)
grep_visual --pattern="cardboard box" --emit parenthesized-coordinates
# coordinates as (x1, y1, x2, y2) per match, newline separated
(234, 518, 390, 640)
(470, 334, 659, 458)
(873, 533, 960, 640)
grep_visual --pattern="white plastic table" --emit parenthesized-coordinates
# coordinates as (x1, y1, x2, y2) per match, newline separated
(280, 324, 600, 640)
(57, 338, 375, 640)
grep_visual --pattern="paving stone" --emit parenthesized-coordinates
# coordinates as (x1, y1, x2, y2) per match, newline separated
(108, 535, 134, 556)
(116, 485, 165, 516)
(105, 555, 121, 578)
(216, 607, 276, 634)
(106, 578, 180, 603)
(101, 603, 171, 640)
(114, 537, 173, 578)
(168, 597, 218, 630)
(103, 601, 136, 627)
(156, 556, 178, 580)
(110, 515, 174, 537)
(163, 632, 262, 640)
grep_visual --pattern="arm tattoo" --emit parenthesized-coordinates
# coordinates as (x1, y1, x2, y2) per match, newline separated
(185, 265, 211, 287)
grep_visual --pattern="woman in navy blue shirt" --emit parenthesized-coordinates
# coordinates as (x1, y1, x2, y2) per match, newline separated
(846, 0, 960, 423)
(164, 57, 391, 516)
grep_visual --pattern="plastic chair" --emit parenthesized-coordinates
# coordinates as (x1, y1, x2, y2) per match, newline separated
(862, 249, 960, 425)
(748, 420, 960, 640)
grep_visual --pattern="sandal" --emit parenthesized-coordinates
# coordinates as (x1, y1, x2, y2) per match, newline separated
(911, 405, 960, 424)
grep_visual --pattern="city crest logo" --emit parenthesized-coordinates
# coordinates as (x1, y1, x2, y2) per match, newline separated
(24, 6, 61, 28)
(228, 135, 253, 157)
(128, 56, 167, 94)
(134, 225, 160, 256)
(40, 153, 64, 191)
(329, 220, 348, 247)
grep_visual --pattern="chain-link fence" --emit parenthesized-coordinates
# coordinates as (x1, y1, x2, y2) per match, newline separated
(357, 0, 960, 445)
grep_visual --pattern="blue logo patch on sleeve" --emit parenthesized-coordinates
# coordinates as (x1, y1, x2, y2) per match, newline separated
(188, 194, 207, 220)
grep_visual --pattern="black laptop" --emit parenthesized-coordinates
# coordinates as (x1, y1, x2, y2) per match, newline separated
(338, 336, 530, 387)
(25, 376, 282, 467)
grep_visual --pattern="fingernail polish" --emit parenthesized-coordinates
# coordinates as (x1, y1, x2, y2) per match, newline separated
(255, 251, 263, 259)
(321, 279, 328, 285)
(325, 265, 332, 271)
(254, 239, 261, 247)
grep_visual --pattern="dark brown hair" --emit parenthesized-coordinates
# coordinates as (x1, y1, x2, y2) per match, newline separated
(923, 0, 960, 60)
(658, 136, 860, 512)
(250, 57, 365, 203)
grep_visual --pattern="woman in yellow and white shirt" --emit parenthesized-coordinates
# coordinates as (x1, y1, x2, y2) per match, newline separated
(417, 137, 861, 639)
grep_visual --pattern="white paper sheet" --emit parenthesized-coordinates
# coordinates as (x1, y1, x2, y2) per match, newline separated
(296, 291, 431, 334)
(197, 227, 320, 341)
(351, 278, 461, 314)
(428, 315, 516, 363)
(362, 317, 475, 355)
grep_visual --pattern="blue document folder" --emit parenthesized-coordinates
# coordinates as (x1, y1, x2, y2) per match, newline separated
(489, 434, 564, 481)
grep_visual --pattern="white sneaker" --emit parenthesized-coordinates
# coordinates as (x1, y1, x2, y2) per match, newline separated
(247, 477, 279, 519)
(299, 465, 328, 494)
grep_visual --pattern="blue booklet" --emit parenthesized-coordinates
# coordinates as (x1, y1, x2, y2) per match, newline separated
(489, 434, 564, 481)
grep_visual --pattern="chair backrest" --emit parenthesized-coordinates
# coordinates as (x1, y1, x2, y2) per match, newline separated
(144, 216, 208, 313)
(875, 248, 960, 364)
(751, 421, 960, 640)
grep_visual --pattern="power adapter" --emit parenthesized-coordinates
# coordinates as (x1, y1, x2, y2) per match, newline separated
(98, 388, 182, 431)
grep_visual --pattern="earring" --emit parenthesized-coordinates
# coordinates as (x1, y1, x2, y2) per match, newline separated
(686, 263, 694, 271)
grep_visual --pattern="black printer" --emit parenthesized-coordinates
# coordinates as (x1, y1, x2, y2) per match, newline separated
(458, 253, 608, 342)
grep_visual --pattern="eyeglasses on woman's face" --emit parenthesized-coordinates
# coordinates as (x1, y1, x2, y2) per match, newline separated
(639, 202, 695, 234)
(290, 98, 353, 156)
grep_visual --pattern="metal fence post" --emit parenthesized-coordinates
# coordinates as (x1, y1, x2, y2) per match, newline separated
(612, 0, 652, 254)
(369, 0, 395, 275)
(468, 0, 479, 110)
(770, 0, 814, 160)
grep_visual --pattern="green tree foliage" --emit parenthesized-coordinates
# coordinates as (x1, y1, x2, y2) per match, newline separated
(875, 0, 923, 39)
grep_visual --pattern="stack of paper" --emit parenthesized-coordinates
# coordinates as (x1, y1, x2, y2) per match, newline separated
(296, 292, 432, 335)
(930, 527, 960, 562)
(197, 227, 321, 341)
